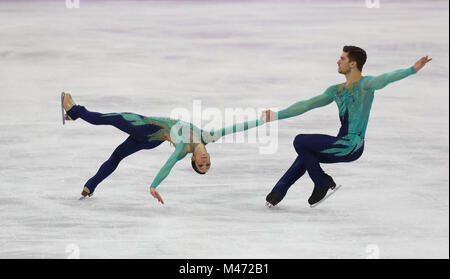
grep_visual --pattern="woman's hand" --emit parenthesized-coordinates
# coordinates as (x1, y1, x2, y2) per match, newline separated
(150, 187, 164, 204)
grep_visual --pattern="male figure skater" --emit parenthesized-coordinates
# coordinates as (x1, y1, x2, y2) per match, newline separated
(262, 46, 432, 207)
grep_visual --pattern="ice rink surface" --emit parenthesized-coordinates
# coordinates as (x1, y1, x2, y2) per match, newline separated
(0, 0, 448, 258)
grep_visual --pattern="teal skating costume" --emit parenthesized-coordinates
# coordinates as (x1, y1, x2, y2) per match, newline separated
(271, 66, 417, 195)
(66, 106, 264, 193)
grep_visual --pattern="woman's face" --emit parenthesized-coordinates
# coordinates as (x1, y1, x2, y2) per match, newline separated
(194, 152, 211, 173)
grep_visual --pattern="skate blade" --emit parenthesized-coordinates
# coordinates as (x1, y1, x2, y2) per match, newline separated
(61, 92, 66, 125)
(265, 201, 274, 208)
(79, 191, 93, 200)
(310, 185, 342, 208)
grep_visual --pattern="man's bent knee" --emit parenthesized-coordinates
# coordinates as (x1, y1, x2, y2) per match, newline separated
(294, 134, 312, 149)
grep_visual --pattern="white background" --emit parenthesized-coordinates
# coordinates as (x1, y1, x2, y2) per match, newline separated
(0, 0, 448, 258)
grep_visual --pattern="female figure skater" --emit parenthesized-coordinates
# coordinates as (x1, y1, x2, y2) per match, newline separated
(62, 93, 265, 204)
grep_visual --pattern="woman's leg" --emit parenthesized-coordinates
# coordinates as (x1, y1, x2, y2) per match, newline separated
(84, 136, 144, 194)
(83, 136, 165, 195)
(67, 105, 137, 135)
(67, 105, 161, 142)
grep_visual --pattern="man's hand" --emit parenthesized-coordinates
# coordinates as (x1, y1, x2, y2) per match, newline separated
(260, 110, 277, 122)
(150, 187, 164, 204)
(414, 56, 432, 72)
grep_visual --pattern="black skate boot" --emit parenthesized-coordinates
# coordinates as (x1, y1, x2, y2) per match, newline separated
(308, 175, 336, 206)
(266, 192, 285, 208)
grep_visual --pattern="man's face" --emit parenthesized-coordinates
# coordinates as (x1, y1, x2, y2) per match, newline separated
(337, 52, 352, 74)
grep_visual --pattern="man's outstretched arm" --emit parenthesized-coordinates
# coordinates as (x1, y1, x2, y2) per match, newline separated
(261, 86, 335, 122)
(363, 56, 432, 91)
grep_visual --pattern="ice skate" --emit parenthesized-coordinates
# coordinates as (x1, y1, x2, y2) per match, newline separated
(309, 175, 340, 208)
(61, 92, 76, 125)
(79, 186, 93, 200)
(265, 191, 284, 208)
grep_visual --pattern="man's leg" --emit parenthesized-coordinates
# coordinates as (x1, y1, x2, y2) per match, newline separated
(273, 156, 307, 195)
(266, 134, 338, 206)
(83, 136, 145, 196)
(293, 134, 364, 205)
(267, 133, 364, 206)
(266, 156, 307, 206)
(293, 134, 363, 186)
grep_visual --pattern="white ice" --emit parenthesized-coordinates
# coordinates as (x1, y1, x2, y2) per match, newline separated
(0, 0, 448, 259)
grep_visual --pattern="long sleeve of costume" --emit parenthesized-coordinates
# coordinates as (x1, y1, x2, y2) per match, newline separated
(150, 143, 186, 188)
(203, 118, 265, 144)
(276, 86, 335, 120)
(362, 66, 417, 91)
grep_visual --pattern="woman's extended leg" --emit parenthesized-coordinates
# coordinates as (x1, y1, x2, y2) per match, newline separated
(66, 105, 162, 141)
(82, 135, 165, 197)
(63, 93, 161, 142)
(83, 136, 145, 195)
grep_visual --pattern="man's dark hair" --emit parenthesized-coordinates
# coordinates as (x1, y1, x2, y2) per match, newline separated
(192, 159, 206, 175)
(343, 46, 367, 72)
